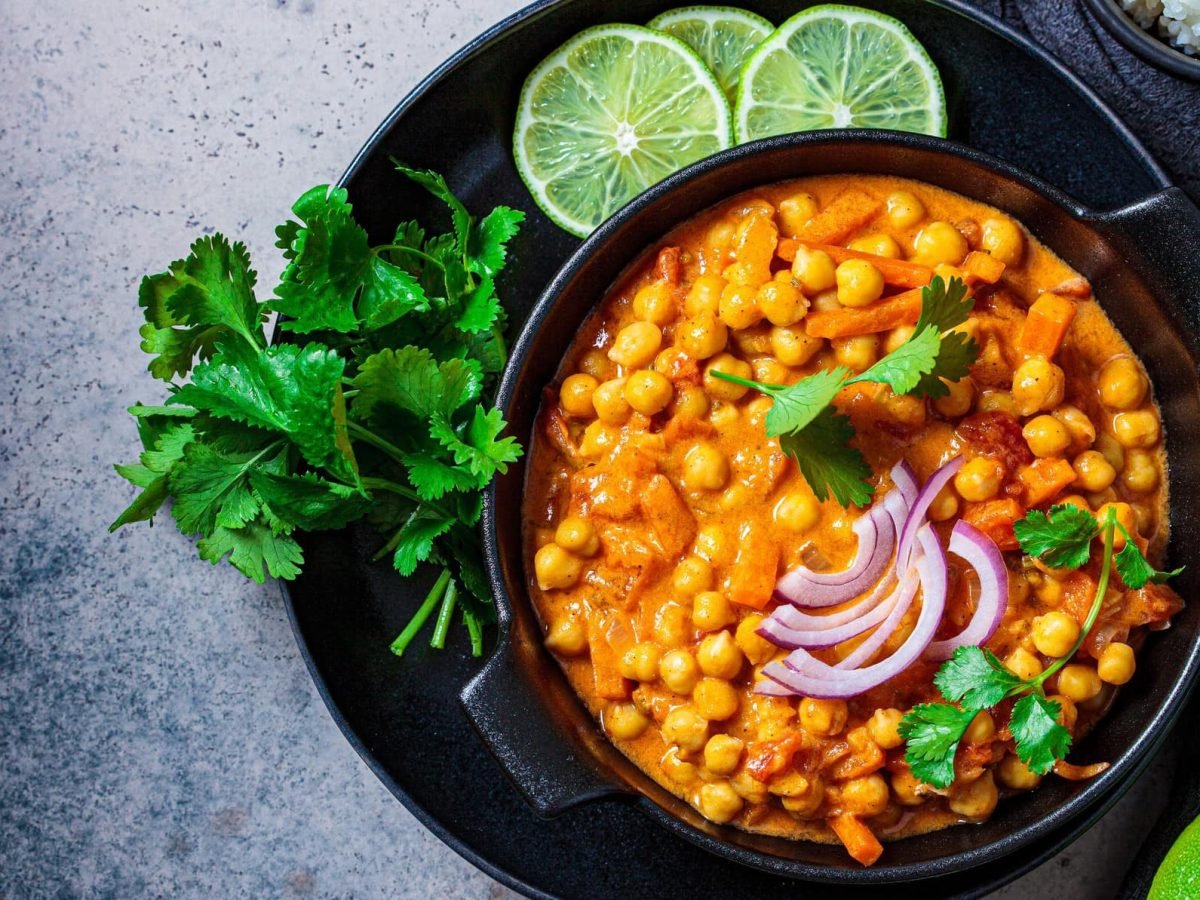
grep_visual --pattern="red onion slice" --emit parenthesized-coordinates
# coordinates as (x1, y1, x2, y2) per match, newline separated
(891, 459, 919, 506)
(925, 520, 1009, 660)
(833, 567, 922, 670)
(896, 455, 964, 570)
(766, 570, 897, 634)
(759, 525, 948, 699)
(757, 577, 905, 649)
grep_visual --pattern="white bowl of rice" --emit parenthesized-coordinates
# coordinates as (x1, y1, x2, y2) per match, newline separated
(1122, 0, 1200, 56)
(1086, 0, 1200, 78)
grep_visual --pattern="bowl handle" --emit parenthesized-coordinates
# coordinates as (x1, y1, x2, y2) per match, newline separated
(459, 635, 633, 816)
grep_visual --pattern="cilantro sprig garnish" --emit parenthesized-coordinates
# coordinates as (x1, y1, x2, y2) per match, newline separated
(112, 164, 525, 657)
(713, 276, 978, 506)
(899, 504, 1183, 788)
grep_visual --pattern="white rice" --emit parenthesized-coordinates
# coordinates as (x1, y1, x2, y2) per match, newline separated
(1120, 0, 1200, 56)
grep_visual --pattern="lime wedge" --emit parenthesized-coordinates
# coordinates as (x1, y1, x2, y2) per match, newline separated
(1150, 814, 1200, 899)
(514, 24, 733, 238)
(735, 4, 946, 142)
(648, 6, 775, 102)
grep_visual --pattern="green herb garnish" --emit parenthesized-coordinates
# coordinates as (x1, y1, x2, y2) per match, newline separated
(899, 504, 1182, 788)
(713, 275, 978, 506)
(111, 164, 525, 657)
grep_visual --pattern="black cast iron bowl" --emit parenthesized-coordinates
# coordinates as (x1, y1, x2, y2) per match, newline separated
(468, 130, 1200, 884)
(1083, 0, 1200, 81)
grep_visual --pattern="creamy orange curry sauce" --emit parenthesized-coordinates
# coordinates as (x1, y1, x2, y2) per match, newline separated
(522, 175, 1180, 864)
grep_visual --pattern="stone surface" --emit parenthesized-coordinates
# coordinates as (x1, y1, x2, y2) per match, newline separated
(0, 1, 1186, 897)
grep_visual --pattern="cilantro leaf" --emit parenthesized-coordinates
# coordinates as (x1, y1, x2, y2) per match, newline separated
(910, 329, 979, 399)
(138, 235, 263, 379)
(430, 406, 523, 481)
(249, 471, 370, 531)
(455, 277, 501, 335)
(898, 703, 978, 790)
(933, 646, 1022, 710)
(1014, 503, 1099, 569)
(403, 452, 487, 501)
(778, 407, 873, 507)
(352, 346, 482, 422)
(468, 207, 525, 276)
(395, 164, 471, 255)
(1114, 539, 1184, 589)
(357, 255, 429, 332)
(851, 325, 941, 395)
(168, 441, 285, 534)
(392, 510, 457, 576)
(760, 366, 849, 436)
(913, 274, 973, 334)
(1010, 693, 1072, 775)
(197, 521, 304, 583)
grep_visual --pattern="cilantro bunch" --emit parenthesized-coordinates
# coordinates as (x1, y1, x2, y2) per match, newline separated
(900, 503, 1182, 788)
(713, 276, 978, 506)
(111, 164, 526, 657)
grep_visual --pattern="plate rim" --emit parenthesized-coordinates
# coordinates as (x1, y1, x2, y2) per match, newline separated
(282, 0, 1178, 896)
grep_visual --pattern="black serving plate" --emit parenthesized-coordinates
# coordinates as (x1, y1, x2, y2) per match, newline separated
(282, 1, 1188, 896)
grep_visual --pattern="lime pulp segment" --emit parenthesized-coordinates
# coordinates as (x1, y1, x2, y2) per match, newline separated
(647, 6, 775, 102)
(514, 24, 733, 238)
(735, 4, 947, 142)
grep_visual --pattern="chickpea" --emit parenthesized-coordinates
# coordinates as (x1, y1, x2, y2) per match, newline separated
(663, 706, 710, 754)
(781, 778, 824, 819)
(578, 421, 619, 458)
(606, 703, 650, 740)
(694, 523, 733, 565)
(1032, 610, 1081, 658)
(694, 677, 740, 721)
(981, 217, 1024, 265)
(1053, 405, 1097, 453)
(608, 321, 662, 368)
(977, 389, 1018, 416)
(673, 556, 714, 597)
(697, 631, 744, 679)
(886, 190, 925, 229)
(683, 442, 730, 491)
(832, 334, 879, 372)
(1096, 502, 1137, 550)
(868, 708, 905, 750)
(632, 280, 677, 325)
(770, 324, 824, 367)
(1059, 494, 1090, 512)
(791, 246, 837, 293)
(1023, 414, 1071, 458)
(745, 395, 775, 428)
(758, 279, 807, 326)
(693, 591, 735, 632)
(682, 273, 723, 317)
(964, 711, 995, 744)
(777, 192, 818, 235)
(928, 484, 959, 522)
(578, 348, 614, 381)
(699, 781, 744, 823)
(1056, 664, 1102, 703)
(1012, 357, 1066, 416)
(1098, 642, 1136, 685)
(914, 221, 968, 266)
(653, 603, 692, 648)
(1113, 409, 1160, 449)
(809, 289, 841, 312)
(673, 384, 711, 419)
(619, 642, 663, 682)
(840, 774, 890, 817)
(1096, 433, 1126, 472)
(1099, 357, 1148, 410)
(559, 373, 599, 418)
(1072, 450, 1116, 492)
(735, 615, 775, 665)
(660, 649, 700, 694)
(1122, 449, 1160, 493)
(890, 768, 927, 807)
(544, 618, 587, 656)
(751, 356, 792, 387)
(662, 746, 699, 785)
(799, 697, 848, 735)
(704, 734, 745, 775)
(934, 377, 975, 418)
(949, 771, 998, 819)
(1006, 647, 1043, 681)
(998, 754, 1042, 791)
(555, 516, 599, 557)
(623, 369, 673, 416)
(774, 491, 821, 532)
(704, 220, 736, 264)
(884, 324, 916, 355)
(954, 457, 1005, 502)
(1049, 694, 1078, 731)
(703, 353, 752, 402)
(677, 314, 729, 360)
(591, 378, 631, 424)
(717, 282, 761, 330)
(835, 259, 885, 308)
(848, 233, 902, 259)
(534, 544, 582, 591)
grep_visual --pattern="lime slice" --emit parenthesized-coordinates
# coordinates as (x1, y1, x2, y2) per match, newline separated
(648, 6, 775, 102)
(735, 5, 946, 142)
(1150, 814, 1200, 899)
(514, 24, 733, 238)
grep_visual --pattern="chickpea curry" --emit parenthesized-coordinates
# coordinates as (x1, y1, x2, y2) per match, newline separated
(522, 175, 1181, 866)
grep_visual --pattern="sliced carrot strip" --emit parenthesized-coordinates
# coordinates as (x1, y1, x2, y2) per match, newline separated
(962, 498, 1024, 551)
(961, 250, 1006, 285)
(777, 240, 934, 288)
(829, 814, 884, 867)
(729, 522, 779, 609)
(586, 611, 631, 700)
(1018, 292, 1077, 360)
(793, 189, 881, 245)
(804, 289, 923, 339)
(1018, 458, 1077, 508)
(639, 475, 696, 558)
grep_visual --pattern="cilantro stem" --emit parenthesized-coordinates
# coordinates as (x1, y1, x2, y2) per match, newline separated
(390, 567, 451, 657)
(711, 370, 786, 393)
(463, 609, 484, 657)
(360, 476, 454, 521)
(347, 421, 408, 461)
(1030, 506, 1118, 691)
(373, 244, 444, 270)
(430, 578, 458, 649)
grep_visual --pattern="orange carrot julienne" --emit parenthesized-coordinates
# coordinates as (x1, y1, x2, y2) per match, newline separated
(1018, 458, 1077, 508)
(777, 240, 935, 288)
(961, 250, 1006, 285)
(829, 814, 884, 867)
(790, 189, 881, 245)
(1018, 292, 1077, 359)
(729, 523, 778, 609)
(586, 612, 630, 700)
(804, 289, 924, 339)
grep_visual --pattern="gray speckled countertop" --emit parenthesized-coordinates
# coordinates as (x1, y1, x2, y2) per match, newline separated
(0, 1, 1184, 897)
